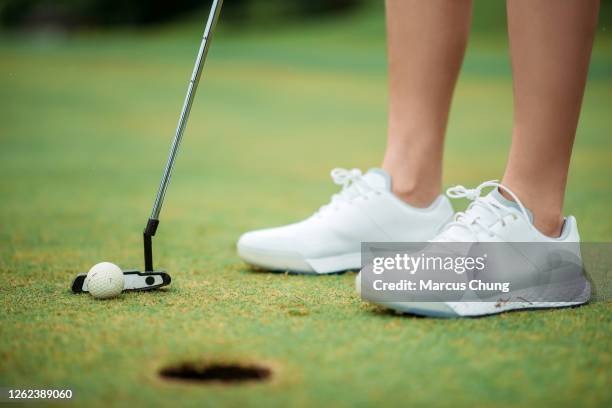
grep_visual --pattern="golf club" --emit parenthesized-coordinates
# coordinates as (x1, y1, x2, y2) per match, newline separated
(71, 0, 224, 293)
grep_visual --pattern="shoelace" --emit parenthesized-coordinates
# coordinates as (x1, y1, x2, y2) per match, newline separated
(317, 168, 376, 213)
(440, 180, 534, 240)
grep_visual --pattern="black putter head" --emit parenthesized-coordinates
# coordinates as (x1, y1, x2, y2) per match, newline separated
(71, 218, 172, 294)
(71, 270, 171, 293)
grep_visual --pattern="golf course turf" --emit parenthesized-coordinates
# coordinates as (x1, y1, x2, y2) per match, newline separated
(1, 3, 611, 407)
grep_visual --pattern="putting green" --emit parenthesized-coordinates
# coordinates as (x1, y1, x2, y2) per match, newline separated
(1, 3, 611, 407)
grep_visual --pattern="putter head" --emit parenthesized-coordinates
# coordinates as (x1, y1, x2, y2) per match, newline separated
(71, 270, 171, 294)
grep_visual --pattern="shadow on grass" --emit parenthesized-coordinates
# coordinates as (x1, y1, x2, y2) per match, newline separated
(365, 304, 427, 319)
(240, 264, 359, 277)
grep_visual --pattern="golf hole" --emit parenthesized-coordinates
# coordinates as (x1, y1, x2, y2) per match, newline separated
(159, 362, 272, 384)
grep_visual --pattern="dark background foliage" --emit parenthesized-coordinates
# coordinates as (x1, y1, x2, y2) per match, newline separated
(0, 0, 364, 29)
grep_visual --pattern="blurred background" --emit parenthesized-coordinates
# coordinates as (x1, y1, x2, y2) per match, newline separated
(1, 0, 610, 32)
(2, 0, 610, 236)
(0, 0, 366, 29)
(1, 0, 611, 240)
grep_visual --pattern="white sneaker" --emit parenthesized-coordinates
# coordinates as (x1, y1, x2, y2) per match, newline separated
(237, 168, 454, 274)
(359, 180, 591, 317)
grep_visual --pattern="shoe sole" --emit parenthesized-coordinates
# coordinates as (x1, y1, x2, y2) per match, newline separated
(237, 245, 360, 274)
(371, 300, 589, 318)
(366, 281, 592, 318)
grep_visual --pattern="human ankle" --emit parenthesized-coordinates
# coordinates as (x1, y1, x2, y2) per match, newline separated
(498, 185, 564, 238)
(382, 164, 441, 208)
(394, 188, 440, 208)
(382, 143, 444, 208)
(383, 168, 440, 207)
(533, 215, 565, 238)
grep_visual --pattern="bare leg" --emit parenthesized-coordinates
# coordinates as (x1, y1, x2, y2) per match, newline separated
(503, 0, 599, 236)
(382, 0, 472, 207)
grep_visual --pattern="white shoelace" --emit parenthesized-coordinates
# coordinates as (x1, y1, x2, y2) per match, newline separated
(439, 180, 534, 241)
(317, 168, 376, 213)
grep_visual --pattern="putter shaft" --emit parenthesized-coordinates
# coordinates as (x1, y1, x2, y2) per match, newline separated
(143, 0, 223, 271)
(150, 0, 223, 220)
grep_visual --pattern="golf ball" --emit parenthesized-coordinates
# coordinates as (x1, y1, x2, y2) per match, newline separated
(86, 262, 124, 299)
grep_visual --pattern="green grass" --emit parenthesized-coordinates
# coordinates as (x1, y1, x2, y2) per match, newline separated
(1, 3, 611, 407)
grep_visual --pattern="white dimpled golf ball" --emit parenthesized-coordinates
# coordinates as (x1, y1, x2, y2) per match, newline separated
(86, 262, 124, 299)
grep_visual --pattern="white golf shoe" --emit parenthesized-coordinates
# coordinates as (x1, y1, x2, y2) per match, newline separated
(358, 180, 591, 317)
(237, 168, 454, 274)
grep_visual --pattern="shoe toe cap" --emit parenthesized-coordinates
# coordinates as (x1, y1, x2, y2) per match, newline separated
(237, 228, 300, 253)
(236, 228, 316, 273)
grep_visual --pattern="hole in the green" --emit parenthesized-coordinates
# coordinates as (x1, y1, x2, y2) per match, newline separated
(159, 362, 272, 384)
